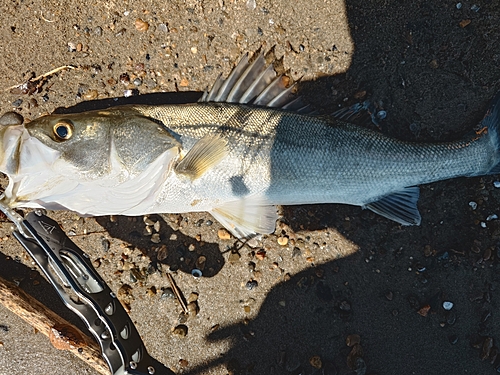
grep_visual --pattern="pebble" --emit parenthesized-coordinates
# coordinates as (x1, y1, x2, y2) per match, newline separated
(494, 181, 500, 188)
(347, 344, 364, 370)
(277, 236, 288, 246)
(228, 251, 240, 263)
(245, 280, 258, 290)
(385, 290, 394, 301)
(83, 89, 98, 100)
(151, 233, 161, 243)
(218, 228, 231, 240)
(255, 250, 266, 260)
(456, 2, 462, 9)
(448, 334, 458, 345)
(346, 334, 361, 347)
(157, 245, 167, 261)
(154, 221, 160, 232)
(135, 18, 149, 32)
(481, 337, 494, 360)
(172, 324, 188, 337)
(187, 301, 199, 316)
(12, 99, 22, 107)
(133, 78, 142, 86)
(143, 216, 154, 226)
(160, 287, 175, 299)
(94, 26, 103, 36)
(487, 214, 498, 221)
(193, 256, 205, 271)
(158, 23, 169, 32)
(443, 301, 454, 310)
(309, 355, 322, 369)
(469, 201, 478, 210)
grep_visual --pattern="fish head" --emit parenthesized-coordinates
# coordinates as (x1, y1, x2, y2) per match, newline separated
(0, 107, 181, 213)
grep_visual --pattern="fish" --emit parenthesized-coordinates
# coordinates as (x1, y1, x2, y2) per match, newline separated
(0, 52, 499, 238)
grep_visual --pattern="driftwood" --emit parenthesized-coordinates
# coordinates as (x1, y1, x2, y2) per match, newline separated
(0, 275, 110, 375)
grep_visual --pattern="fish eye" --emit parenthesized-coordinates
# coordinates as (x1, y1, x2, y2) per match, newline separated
(53, 121, 73, 140)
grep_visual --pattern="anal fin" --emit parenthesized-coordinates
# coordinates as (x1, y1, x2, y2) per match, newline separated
(175, 134, 227, 180)
(364, 187, 421, 226)
(210, 196, 278, 239)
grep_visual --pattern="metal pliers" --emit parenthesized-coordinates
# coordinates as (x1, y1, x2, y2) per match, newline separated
(0, 200, 174, 375)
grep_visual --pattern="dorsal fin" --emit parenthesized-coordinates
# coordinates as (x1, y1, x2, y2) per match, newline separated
(200, 51, 314, 114)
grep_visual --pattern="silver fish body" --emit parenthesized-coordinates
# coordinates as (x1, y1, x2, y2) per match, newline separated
(0, 53, 499, 238)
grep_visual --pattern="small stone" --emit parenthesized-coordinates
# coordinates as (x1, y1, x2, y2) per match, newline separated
(135, 18, 149, 32)
(469, 201, 478, 210)
(418, 305, 431, 317)
(154, 221, 160, 232)
(94, 26, 103, 36)
(245, 280, 258, 290)
(172, 324, 188, 337)
(385, 290, 393, 301)
(67, 42, 77, 52)
(347, 344, 363, 370)
(187, 292, 199, 303)
(255, 250, 266, 260)
(133, 78, 142, 86)
(309, 355, 322, 369)
(195, 255, 206, 271)
(157, 245, 167, 261)
(228, 251, 240, 263)
(12, 99, 22, 107)
(277, 236, 288, 246)
(188, 244, 196, 251)
(448, 334, 458, 345)
(83, 89, 98, 100)
(346, 334, 361, 347)
(493, 181, 500, 188)
(190, 46, 198, 54)
(187, 301, 199, 316)
(179, 359, 189, 367)
(292, 247, 301, 257)
(218, 228, 231, 240)
(92, 259, 101, 268)
(160, 287, 175, 299)
(244, 305, 251, 313)
(459, 19, 471, 28)
(481, 337, 494, 360)
(151, 233, 161, 243)
(442, 301, 453, 311)
(179, 78, 189, 87)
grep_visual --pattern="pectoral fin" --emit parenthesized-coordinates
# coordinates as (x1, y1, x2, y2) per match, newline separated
(210, 196, 278, 239)
(175, 134, 227, 180)
(364, 187, 421, 226)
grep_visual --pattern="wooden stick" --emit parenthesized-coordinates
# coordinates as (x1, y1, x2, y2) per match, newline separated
(166, 273, 188, 314)
(0, 275, 110, 375)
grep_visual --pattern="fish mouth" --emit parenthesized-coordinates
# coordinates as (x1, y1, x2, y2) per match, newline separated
(0, 124, 26, 177)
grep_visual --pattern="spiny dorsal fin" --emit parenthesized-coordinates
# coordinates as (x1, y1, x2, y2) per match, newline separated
(364, 187, 421, 226)
(200, 51, 315, 114)
(175, 134, 227, 180)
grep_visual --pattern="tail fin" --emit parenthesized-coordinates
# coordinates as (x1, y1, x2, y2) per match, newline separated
(482, 91, 500, 175)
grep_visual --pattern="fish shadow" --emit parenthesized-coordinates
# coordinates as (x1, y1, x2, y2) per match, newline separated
(95, 213, 225, 278)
